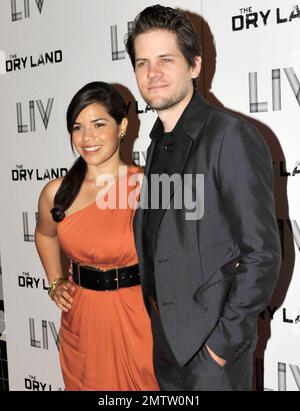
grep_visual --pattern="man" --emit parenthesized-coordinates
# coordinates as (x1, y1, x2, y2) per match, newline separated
(125, 5, 281, 391)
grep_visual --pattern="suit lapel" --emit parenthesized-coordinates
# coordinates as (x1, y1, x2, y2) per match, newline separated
(152, 133, 194, 241)
(135, 92, 210, 266)
(151, 92, 210, 241)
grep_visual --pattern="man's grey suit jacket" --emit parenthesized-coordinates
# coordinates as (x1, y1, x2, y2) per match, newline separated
(133, 92, 281, 367)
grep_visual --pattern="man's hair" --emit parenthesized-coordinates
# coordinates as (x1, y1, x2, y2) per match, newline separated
(125, 4, 202, 89)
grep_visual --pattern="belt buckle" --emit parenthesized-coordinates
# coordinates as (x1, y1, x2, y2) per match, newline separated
(99, 266, 119, 290)
(114, 267, 119, 290)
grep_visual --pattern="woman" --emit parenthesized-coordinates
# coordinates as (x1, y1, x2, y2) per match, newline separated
(35, 82, 159, 391)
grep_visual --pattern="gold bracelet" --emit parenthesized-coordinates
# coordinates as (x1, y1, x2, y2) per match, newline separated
(48, 277, 65, 300)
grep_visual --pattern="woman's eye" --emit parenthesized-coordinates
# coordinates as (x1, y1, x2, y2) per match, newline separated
(95, 123, 105, 128)
(72, 125, 81, 132)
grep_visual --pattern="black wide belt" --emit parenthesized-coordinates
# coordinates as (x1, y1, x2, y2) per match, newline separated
(72, 261, 140, 291)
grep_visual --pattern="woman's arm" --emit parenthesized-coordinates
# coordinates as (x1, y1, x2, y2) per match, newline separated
(35, 179, 75, 312)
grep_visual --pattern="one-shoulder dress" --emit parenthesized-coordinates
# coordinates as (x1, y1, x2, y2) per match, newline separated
(57, 166, 159, 391)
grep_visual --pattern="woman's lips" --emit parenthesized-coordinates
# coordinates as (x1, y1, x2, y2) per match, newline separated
(83, 145, 102, 155)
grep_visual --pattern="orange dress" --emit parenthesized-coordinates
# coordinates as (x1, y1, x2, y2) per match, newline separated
(56, 166, 159, 391)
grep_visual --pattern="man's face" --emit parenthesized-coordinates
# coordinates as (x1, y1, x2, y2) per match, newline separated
(134, 29, 201, 112)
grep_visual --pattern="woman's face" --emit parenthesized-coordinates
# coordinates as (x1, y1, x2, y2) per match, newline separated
(71, 102, 127, 167)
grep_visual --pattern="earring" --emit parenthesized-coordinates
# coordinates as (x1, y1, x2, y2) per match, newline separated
(120, 131, 126, 139)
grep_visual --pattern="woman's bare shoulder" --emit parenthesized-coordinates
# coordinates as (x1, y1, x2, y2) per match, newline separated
(39, 177, 64, 203)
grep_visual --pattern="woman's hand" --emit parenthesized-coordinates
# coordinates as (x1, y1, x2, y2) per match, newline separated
(51, 278, 76, 312)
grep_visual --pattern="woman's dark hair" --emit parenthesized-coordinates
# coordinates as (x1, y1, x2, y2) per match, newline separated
(51, 81, 127, 222)
(125, 5, 203, 89)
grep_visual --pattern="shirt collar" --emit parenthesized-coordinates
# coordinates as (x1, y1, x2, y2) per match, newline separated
(149, 91, 203, 143)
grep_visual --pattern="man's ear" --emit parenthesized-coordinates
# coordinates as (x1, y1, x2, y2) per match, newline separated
(191, 56, 202, 79)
